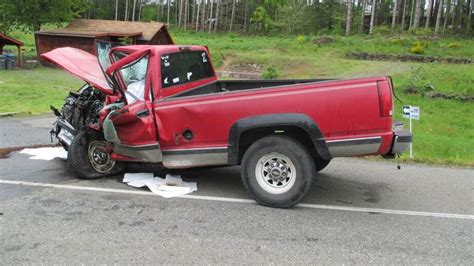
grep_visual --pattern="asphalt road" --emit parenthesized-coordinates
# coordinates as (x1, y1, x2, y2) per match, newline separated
(0, 116, 473, 264)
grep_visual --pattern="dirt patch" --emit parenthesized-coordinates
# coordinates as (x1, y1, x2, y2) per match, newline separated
(0, 144, 59, 159)
(313, 36, 336, 45)
(227, 63, 262, 73)
(347, 52, 473, 64)
(404, 87, 474, 102)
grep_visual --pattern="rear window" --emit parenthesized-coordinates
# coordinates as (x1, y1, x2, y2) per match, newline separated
(161, 51, 214, 89)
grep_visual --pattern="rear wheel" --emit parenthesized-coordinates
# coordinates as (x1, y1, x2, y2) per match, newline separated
(241, 135, 315, 208)
(68, 130, 124, 179)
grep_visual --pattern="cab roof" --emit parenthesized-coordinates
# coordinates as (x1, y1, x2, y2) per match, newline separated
(112, 45, 208, 55)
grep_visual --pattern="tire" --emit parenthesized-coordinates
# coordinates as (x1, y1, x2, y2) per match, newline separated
(315, 158, 331, 172)
(68, 130, 124, 179)
(241, 135, 315, 208)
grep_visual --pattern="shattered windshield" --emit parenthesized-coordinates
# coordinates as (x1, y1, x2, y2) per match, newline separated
(118, 55, 149, 86)
(96, 41, 122, 72)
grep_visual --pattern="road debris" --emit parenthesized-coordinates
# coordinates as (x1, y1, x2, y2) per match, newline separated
(20, 147, 67, 160)
(123, 173, 197, 198)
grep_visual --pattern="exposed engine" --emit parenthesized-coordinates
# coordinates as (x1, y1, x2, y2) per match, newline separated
(50, 84, 106, 149)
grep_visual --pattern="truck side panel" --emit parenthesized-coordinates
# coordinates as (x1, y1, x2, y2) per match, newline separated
(152, 77, 393, 168)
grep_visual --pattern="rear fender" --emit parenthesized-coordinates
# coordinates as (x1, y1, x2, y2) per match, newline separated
(228, 113, 331, 165)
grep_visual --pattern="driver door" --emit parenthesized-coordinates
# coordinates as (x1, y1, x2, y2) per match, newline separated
(105, 50, 161, 162)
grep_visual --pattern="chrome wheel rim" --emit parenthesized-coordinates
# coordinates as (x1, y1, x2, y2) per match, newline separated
(255, 152, 296, 194)
(88, 140, 115, 173)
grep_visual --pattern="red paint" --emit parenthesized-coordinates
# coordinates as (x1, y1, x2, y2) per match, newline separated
(44, 45, 397, 160)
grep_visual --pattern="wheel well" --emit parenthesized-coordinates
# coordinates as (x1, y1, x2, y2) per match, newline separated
(237, 126, 317, 164)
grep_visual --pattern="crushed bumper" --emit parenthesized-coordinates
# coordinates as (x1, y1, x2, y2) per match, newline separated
(50, 117, 78, 147)
(389, 130, 412, 154)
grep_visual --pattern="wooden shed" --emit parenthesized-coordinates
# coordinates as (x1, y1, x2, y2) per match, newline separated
(35, 19, 174, 58)
(0, 33, 24, 67)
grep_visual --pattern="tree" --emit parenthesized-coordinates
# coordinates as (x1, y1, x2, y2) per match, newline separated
(434, 0, 444, 35)
(401, 0, 407, 30)
(346, 0, 353, 35)
(409, 0, 415, 29)
(359, 0, 367, 33)
(195, 0, 201, 31)
(443, 0, 451, 33)
(208, 0, 214, 33)
(214, 0, 220, 32)
(184, 0, 189, 29)
(468, 0, 473, 35)
(413, 0, 421, 28)
(369, 0, 377, 34)
(229, 0, 236, 32)
(425, 0, 434, 27)
(115, 0, 119, 20)
(391, 0, 399, 32)
(125, 0, 129, 21)
(251, 6, 272, 34)
(167, 0, 170, 25)
(178, 0, 184, 27)
(1, 0, 89, 32)
(132, 0, 137, 21)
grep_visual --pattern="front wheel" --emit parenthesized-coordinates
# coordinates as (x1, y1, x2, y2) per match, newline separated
(68, 130, 124, 179)
(241, 135, 315, 208)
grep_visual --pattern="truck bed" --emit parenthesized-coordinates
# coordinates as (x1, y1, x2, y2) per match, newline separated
(170, 79, 332, 98)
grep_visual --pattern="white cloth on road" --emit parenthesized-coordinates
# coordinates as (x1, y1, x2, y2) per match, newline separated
(20, 147, 67, 160)
(123, 173, 197, 198)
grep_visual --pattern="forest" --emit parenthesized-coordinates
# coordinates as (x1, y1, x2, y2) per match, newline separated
(1, 0, 473, 36)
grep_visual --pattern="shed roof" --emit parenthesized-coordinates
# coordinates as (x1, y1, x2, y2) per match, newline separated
(38, 19, 168, 41)
(0, 33, 24, 46)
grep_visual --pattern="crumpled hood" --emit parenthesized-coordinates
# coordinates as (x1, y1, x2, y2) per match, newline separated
(41, 47, 113, 94)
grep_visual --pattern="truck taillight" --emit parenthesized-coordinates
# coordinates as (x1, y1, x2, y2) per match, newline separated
(377, 81, 393, 117)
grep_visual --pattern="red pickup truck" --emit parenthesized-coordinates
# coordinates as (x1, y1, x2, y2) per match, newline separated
(43, 44, 412, 208)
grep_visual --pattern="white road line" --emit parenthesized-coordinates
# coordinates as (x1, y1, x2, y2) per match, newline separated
(1, 179, 473, 220)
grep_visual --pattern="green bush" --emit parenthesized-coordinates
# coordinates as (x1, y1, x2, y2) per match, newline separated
(373, 25, 391, 35)
(410, 41, 429, 54)
(390, 37, 409, 46)
(408, 28, 432, 36)
(262, 65, 280, 79)
(448, 42, 461, 49)
(295, 35, 307, 46)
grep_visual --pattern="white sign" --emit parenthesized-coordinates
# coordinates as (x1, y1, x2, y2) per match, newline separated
(402, 105, 411, 118)
(402, 105, 420, 120)
(410, 106, 420, 120)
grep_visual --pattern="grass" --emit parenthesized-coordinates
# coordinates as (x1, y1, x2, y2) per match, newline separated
(0, 29, 472, 166)
(0, 68, 82, 114)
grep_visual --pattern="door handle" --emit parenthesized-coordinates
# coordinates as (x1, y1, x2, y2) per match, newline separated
(136, 109, 150, 117)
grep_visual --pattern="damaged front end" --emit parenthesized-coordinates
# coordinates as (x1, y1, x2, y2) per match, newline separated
(50, 84, 105, 150)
